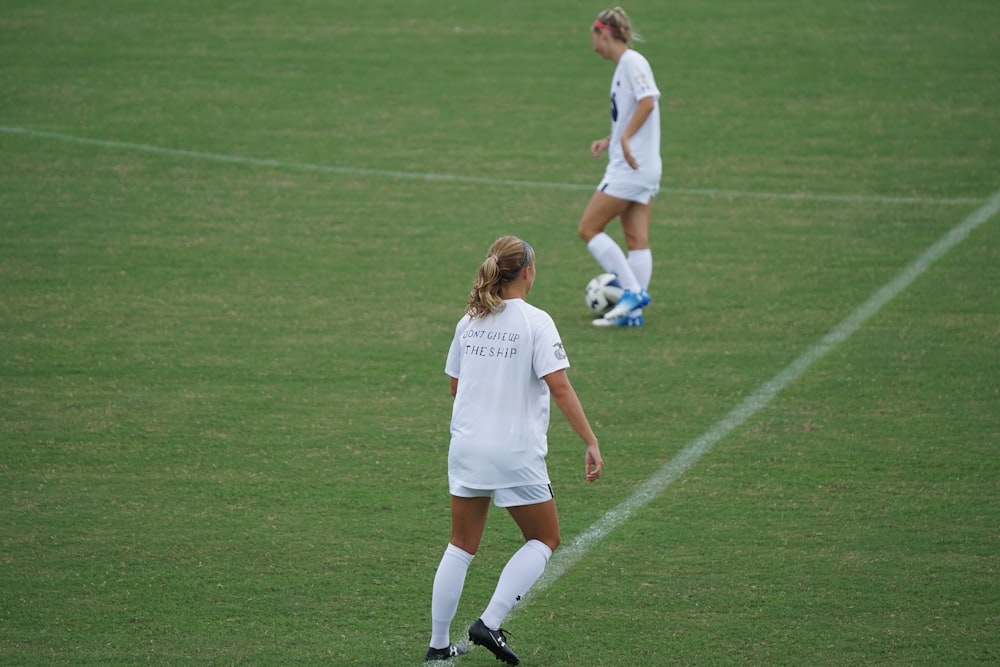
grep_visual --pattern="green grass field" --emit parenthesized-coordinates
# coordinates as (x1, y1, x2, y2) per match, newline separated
(2, 1, 998, 665)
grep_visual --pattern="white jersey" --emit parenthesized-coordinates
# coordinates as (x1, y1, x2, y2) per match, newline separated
(605, 49, 662, 186)
(444, 299, 570, 489)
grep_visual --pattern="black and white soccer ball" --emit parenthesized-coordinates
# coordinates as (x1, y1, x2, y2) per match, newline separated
(584, 273, 624, 315)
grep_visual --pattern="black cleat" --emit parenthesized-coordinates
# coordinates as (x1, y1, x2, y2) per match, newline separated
(468, 618, 519, 665)
(424, 643, 469, 661)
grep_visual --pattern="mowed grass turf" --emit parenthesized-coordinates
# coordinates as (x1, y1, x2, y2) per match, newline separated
(1, 1, 998, 665)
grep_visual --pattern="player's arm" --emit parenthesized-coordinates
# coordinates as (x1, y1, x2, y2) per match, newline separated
(543, 369, 603, 482)
(450, 376, 458, 397)
(621, 95, 656, 170)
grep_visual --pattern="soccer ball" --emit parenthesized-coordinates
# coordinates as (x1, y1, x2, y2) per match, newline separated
(584, 273, 624, 315)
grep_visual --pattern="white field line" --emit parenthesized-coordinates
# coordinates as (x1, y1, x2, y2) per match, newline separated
(513, 187, 1000, 614)
(0, 125, 983, 206)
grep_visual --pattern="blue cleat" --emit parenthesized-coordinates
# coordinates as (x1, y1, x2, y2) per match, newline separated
(603, 289, 650, 321)
(592, 312, 644, 327)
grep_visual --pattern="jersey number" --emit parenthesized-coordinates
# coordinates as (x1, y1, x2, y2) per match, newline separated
(610, 92, 618, 122)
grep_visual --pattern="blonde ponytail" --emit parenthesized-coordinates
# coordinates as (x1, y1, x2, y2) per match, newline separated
(466, 236, 534, 319)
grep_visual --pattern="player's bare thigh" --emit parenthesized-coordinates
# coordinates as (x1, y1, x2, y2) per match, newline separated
(449, 495, 491, 554)
(578, 190, 631, 243)
(620, 199, 653, 250)
(506, 499, 561, 552)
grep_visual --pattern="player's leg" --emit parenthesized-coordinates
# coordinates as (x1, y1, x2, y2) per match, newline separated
(622, 199, 653, 291)
(602, 199, 653, 321)
(470, 496, 559, 665)
(620, 200, 653, 324)
(481, 498, 559, 627)
(506, 497, 561, 553)
(578, 188, 629, 243)
(578, 189, 643, 293)
(449, 494, 491, 555)
(427, 495, 490, 658)
(620, 198, 652, 253)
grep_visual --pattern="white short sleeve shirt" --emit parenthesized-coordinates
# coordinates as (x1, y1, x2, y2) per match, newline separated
(606, 49, 662, 185)
(445, 299, 570, 489)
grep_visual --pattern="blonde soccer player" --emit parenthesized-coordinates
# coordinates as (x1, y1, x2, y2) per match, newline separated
(579, 7, 662, 327)
(424, 236, 603, 664)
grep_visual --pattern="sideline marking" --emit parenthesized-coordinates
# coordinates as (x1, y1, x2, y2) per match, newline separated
(514, 188, 1000, 613)
(0, 125, 982, 206)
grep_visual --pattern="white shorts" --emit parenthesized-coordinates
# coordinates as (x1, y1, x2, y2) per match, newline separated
(598, 172, 660, 205)
(449, 481, 554, 507)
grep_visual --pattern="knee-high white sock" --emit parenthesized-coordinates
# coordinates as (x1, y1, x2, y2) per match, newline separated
(628, 248, 653, 290)
(480, 540, 553, 630)
(587, 233, 641, 292)
(430, 544, 474, 649)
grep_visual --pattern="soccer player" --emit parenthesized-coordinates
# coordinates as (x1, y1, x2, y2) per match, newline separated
(424, 236, 604, 664)
(579, 7, 662, 327)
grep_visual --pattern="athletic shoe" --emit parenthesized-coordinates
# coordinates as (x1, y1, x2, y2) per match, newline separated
(468, 618, 519, 665)
(424, 643, 469, 661)
(592, 312, 644, 327)
(603, 288, 650, 321)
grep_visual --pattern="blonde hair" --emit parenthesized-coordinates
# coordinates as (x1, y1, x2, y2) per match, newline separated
(595, 7, 643, 46)
(466, 236, 534, 319)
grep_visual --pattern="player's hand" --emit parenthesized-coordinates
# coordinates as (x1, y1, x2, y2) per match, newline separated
(591, 137, 610, 159)
(585, 443, 604, 482)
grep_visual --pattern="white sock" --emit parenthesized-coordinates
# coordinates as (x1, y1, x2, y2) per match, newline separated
(430, 544, 474, 649)
(587, 233, 641, 292)
(627, 248, 652, 291)
(480, 540, 553, 630)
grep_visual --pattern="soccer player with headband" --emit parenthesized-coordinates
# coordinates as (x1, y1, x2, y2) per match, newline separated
(579, 7, 662, 328)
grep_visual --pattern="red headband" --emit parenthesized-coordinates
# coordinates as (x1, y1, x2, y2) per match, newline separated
(593, 19, 620, 33)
